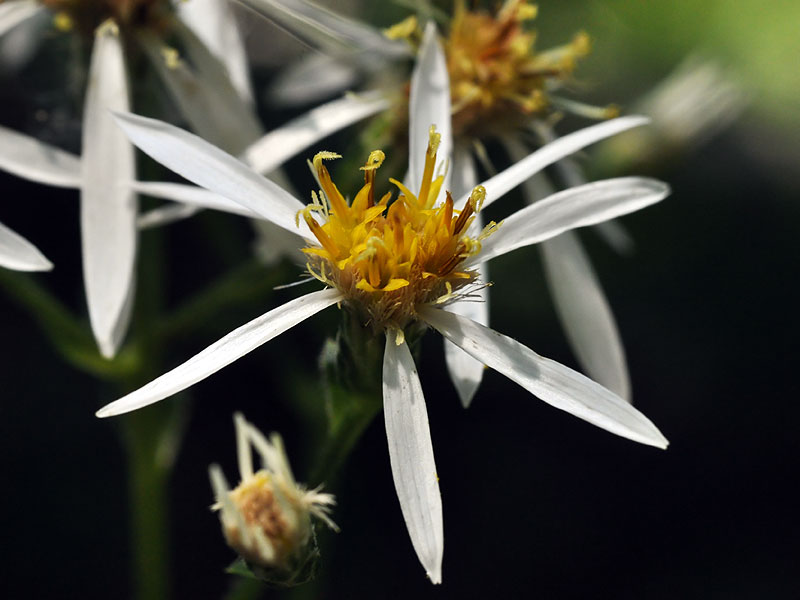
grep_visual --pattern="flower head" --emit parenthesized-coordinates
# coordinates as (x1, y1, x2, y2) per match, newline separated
(210, 413, 337, 578)
(387, 0, 592, 138)
(301, 127, 492, 331)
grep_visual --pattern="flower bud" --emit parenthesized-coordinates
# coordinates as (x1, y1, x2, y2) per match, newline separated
(209, 413, 337, 585)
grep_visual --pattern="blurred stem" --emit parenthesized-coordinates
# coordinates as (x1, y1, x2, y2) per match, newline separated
(123, 405, 178, 600)
(0, 269, 139, 378)
(158, 259, 289, 343)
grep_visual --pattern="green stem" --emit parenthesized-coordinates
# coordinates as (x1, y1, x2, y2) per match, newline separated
(123, 406, 178, 600)
(0, 269, 139, 378)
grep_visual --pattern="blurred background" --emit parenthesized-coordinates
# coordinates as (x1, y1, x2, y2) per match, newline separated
(1, 0, 798, 598)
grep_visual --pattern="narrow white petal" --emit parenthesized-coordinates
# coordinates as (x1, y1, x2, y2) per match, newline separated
(132, 181, 262, 219)
(138, 29, 261, 155)
(505, 138, 631, 401)
(419, 307, 668, 448)
(267, 53, 359, 107)
(443, 150, 486, 407)
(466, 177, 669, 267)
(137, 203, 202, 229)
(0, 220, 52, 271)
(408, 21, 452, 196)
(96, 288, 342, 417)
(242, 92, 389, 175)
(234, 412, 254, 480)
(0, 124, 81, 188)
(112, 111, 311, 238)
(382, 332, 443, 584)
(455, 116, 651, 210)
(209, 464, 252, 546)
(177, 0, 254, 104)
(81, 23, 137, 358)
(541, 232, 631, 401)
(236, 0, 409, 59)
(594, 220, 635, 255)
(0, 0, 41, 37)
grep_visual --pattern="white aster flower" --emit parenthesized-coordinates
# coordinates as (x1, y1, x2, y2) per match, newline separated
(210, 413, 337, 575)
(95, 80, 669, 580)
(218, 0, 643, 407)
(0, 220, 52, 271)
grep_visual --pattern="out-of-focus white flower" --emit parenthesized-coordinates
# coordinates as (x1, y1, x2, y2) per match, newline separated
(600, 55, 747, 168)
(95, 80, 669, 580)
(0, 0, 391, 355)
(0, 220, 52, 271)
(210, 413, 336, 574)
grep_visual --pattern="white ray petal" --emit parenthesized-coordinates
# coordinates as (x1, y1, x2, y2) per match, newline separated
(242, 92, 389, 175)
(267, 53, 359, 107)
(234, 412, 254, 480)
(0, 0, 41, 37)
(419, 307, 668, 448)
(209, 464, 252, 547)
(505, 138, 631, 401)
(455, 116, 651, 211)
(382, 331, 444, 584)
(132, 181, 262, 220)
(236, 0, 409, 59)
(0, 124, 81, 188)
(112, 111, 311, 238)
(177, 0, 254, 104)
(96, 288, 342, 417)
(466, 177, 669, 267)
(541, 232, 631, 401)
(81, 22, 137, 358)
(137, 29, 261, 155)
(408, 21, 452, 196)
(0, 220, 52, 271)
(443, 150, 486, 407)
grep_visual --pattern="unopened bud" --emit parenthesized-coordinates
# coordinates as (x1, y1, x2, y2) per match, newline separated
(209, 413, 337, 585)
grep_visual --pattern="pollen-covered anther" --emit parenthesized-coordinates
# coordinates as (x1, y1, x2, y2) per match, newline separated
(301, 127, 494, 330)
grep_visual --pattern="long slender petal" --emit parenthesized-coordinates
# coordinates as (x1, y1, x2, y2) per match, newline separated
(267, 53, 359, 107)
(0, 124, 81, 188)
(0, 220, 52, 271)
(132, 181, 262, 220)
(541, 232, 631, 401)
(235, 0, 409, 59)
(506, 138, 631, 401)
(0, 0, 41, 37)
(81, 22, 137, 358)
(112, 111, 312, 238)
(382, 332, 444, 584)
(242, 92, 389, 175)
(454, 116, 651, 210)
(443, 149, 486, 407)
(408, 21, 452, 196)
(96, 288, 342, 417)
(419, 307, 667, 448)
(137, 28, 261, 155)
(177, 0, 254, 105)
(465, 177, 669, 267)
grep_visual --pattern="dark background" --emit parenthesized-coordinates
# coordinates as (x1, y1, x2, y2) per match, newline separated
(1, 1, 799, 598)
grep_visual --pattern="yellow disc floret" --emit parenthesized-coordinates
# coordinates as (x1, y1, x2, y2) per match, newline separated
(445, 0, 590, 136)
(301, 127, 493, 331)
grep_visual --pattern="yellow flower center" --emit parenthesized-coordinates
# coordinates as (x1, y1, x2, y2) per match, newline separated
(226, 471, 311, 568)
(445, 0, 590, 136)
(301, 127, 492, 331)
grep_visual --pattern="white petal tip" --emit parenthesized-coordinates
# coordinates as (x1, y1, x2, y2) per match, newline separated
(427, 566, 442, 585)
(455, 380, 479, 409)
